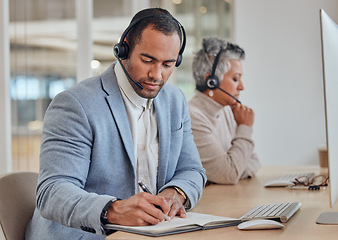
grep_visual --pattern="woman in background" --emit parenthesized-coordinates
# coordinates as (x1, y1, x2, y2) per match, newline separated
(188, 37, 260, 184)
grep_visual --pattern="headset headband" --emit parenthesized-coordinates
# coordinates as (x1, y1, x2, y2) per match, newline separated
(211, 48, 223, 77)
(114, 13, 186, 67)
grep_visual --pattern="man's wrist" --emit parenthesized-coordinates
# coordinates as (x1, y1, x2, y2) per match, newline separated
(100, 198, 118, 225)
(172, 186, 187, 205)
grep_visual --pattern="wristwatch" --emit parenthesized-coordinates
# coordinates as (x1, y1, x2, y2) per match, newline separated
(173, 186, 187, 205)
(100, 198, 118, 225)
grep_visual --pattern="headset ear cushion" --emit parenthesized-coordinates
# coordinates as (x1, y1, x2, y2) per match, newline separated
(205, 75, 219, 90)
(175, 54, 182, 67)
(114, 41, 129, 60)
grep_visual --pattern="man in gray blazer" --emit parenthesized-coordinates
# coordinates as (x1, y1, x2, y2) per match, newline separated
(25, 7, 206, 240)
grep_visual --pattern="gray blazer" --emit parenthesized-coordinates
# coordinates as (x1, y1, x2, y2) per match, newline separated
(25, 63, 206, 240)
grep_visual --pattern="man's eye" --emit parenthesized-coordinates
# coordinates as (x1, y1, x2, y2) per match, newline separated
(142, 59, 152, 63)
(164, 62, 174, 68)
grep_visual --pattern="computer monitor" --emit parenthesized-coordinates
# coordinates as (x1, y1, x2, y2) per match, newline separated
(316, 9, 338, 225)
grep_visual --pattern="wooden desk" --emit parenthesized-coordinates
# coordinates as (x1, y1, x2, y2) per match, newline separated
(107, 165, 338, 240)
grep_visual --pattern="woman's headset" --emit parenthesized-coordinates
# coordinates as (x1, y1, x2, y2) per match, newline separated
(204, 47, 241, 103)
(205, 48, 223, 90)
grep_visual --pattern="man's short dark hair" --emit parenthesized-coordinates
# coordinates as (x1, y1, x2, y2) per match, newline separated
(126, 8, 183, 55)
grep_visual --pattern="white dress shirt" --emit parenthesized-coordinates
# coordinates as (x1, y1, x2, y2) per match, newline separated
(115, 62, 159, 194)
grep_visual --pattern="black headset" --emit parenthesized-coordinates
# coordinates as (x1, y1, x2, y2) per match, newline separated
(113, 14, 186, 67)
(205, 48, 223, 90)
(204, 47, 242, 104)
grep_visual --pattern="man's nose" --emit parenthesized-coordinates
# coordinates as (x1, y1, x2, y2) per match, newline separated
(149, 64, 162, 80)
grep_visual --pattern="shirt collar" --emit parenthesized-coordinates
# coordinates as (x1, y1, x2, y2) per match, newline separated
(115, 61, 153, 109)
(194, 90, 225, 118)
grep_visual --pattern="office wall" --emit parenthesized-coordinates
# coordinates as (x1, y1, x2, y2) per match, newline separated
(233, 0, 338, 165)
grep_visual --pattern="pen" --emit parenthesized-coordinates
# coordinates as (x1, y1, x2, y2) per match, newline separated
(138, 181, 170, 221)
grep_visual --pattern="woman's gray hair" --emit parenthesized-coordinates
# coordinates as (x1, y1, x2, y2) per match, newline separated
(192, 37, 245, 92)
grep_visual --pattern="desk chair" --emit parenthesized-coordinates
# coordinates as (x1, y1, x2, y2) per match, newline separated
(0, 172, 38, 240)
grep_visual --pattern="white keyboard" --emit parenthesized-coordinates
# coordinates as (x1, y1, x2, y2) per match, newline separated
(279, 172, 315, 182)
(240, 202, 301, 223)
(264, 172, 315, 187)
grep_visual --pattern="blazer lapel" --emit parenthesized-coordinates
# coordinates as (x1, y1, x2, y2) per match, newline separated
(154, 93, 170, 188)
(101, 64, 136, 169)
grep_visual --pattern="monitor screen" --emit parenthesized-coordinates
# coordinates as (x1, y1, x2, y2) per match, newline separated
(320, 9, 338, 208)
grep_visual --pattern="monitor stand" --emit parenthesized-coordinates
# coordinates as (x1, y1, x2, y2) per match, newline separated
(316, 212, 338, 225)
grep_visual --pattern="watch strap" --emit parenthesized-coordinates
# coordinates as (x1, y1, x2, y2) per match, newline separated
(100, 198, 118, 225)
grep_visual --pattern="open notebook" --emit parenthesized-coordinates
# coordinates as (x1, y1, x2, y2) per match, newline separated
(105, 201, 301, 236)
(105, 212, 240, 237)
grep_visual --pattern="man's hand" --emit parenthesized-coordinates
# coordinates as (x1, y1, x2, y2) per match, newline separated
(231, 103, 255, 127)
(106, 192, 170, 226)
(158, 188, 186, 219)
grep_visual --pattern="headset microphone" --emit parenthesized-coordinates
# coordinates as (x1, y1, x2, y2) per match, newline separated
(220, 88, 241, 104)
(205, 48, 241, 104)
(206, 78, 241, 104)
(114, 51, 144, 90)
